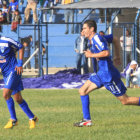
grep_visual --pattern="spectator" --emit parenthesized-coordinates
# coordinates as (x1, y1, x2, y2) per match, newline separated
(34, 41, 46, 69)
(120, 29, 133, 64)
(74, 30, 88, 74)
(54, 0, 59, 5)
(21, 35, 33, 69)
(0, 10, 3, 31)
(62, 0, 74, 34)
(0, 10, 4, 24)
(99, 30, 105, 36)
(42, 0, 48, 22)
(0, 0, 2, 8)
(2, 4, 8, 23)
(20, 0, 24, 5)
(2, 0, 9, 5)
(125, 60, 140, 88)
(39, 0, 44, 7)
(24, 0, 38, 24)
(11, 10, 22, 31)
(43, 0, 54, 22)
(8, 0, 18, 23)
(78, 0, 83, 14)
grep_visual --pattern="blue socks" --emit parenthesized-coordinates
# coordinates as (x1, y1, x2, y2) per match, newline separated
(6, 97, 17, 120)
(6, 98, 34, 120)
(80, 95, 91, 120)
(19, 100, 34, 119)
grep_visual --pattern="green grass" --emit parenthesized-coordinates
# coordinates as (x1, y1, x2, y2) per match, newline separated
(0, 88, 140, 140)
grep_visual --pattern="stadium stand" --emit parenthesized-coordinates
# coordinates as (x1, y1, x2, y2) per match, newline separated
(0, 2, 103, 71)
(1, 0, 139, 77)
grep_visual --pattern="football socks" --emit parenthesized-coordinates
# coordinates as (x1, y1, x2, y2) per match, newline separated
(80, 95, 91, 120)
(19, 100, 34, 119)
(6, 97, 17, 121)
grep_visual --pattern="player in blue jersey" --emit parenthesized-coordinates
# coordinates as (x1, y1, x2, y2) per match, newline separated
(74, 20, 140, 127)
(0, 36, 38, 129)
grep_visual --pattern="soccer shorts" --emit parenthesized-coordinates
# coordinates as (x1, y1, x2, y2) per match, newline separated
(4, 70, 24, 95)
(89, 73, 127, 97)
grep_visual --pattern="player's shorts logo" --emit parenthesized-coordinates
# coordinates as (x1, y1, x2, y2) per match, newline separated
(0, 47, 4, 53)
(0, 43, 8, 53)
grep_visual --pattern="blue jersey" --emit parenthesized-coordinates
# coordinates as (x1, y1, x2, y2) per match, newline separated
(0, 37, 23, 77)
(9, 1, 18, 12)
(90, 33, 120, 83)
(88, 34, 113, 73)
(103, 34, 113, 43)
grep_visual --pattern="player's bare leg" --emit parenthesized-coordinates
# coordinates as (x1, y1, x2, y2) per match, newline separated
(117, 94, 139, 105)
(13, 92, 23, 104)
(3, 88, 12, 100)
(79, 80, 98, 95)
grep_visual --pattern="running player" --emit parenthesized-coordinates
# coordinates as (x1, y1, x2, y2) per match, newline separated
(74, 20, 140, 127)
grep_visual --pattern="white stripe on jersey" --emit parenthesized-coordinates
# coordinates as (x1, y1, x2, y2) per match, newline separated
(94, 35, 104, 51)
(1, 37, 19, 47)
(6, 71, 13, 86)
(0, 43, 8, 47)
(95, 45, 101, 51)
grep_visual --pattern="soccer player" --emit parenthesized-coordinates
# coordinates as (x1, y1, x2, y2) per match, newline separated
(74, 20, 140, 127)
(0, 36, 38, 129)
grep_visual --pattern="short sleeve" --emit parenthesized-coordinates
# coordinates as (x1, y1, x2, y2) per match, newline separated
(93, 34, 108, 52)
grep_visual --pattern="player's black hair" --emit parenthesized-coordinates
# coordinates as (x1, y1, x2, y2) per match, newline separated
(84, 20, 97, 32)
(99, 30, 105, 35)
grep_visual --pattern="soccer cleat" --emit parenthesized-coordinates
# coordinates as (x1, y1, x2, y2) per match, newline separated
(4, 119, 18, 129)
(74, 119, 92, 127)
(29, 116, 38, 129)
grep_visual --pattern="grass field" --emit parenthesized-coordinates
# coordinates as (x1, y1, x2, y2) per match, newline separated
(0, 88, 140, 140)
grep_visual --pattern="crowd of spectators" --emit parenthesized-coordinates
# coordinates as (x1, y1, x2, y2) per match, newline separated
(0, 0, 89, 34)
(0, 0, 113, 32)
(0, 0, 78, 31)
(0, 0, 60, 31)
(0, 0, 20, 31)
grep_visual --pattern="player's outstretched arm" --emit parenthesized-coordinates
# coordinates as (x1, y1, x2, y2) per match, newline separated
(84, 50, 109, 58)
(112, 36, 121, 65)
(15, 48, 24, 75)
